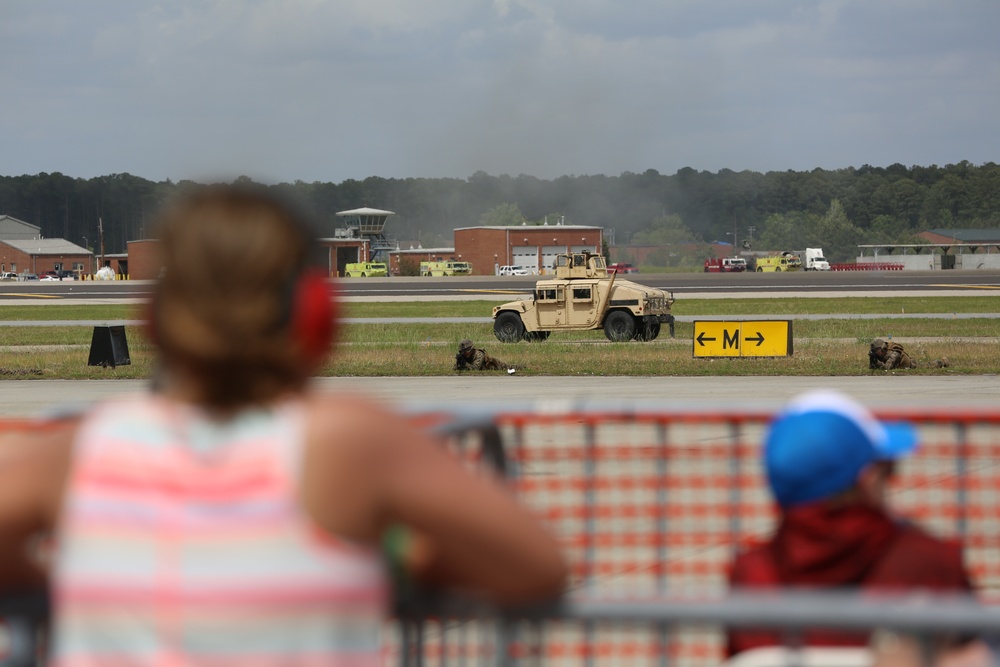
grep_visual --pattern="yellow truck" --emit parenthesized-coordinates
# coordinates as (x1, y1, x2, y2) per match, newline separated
(419, 260, 473, 276)
(344, 262, 388, 277)
(755, 253, 801, 272)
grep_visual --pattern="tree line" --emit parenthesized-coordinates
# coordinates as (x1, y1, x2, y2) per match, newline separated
(1, 161, 998, 263)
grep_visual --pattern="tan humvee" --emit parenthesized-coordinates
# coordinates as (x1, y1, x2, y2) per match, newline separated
(491, 252, 675, 343)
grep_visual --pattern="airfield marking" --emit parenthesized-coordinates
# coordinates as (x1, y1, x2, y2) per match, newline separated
(927, 284, 1000, 290)
(0, 293, 61, 299)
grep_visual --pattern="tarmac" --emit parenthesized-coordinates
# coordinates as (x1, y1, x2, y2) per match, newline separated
(2, 376, 998, 419)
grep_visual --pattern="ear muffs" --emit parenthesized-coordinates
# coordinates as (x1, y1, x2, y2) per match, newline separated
(290, 269, 338, 364)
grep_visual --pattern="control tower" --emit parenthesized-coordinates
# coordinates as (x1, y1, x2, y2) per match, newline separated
(335, 207, 396, 263)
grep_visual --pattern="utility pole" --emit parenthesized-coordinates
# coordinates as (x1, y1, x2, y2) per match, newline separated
(99, 217, 105, 269)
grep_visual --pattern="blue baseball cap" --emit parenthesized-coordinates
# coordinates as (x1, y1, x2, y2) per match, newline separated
(765, 390, 918, 507)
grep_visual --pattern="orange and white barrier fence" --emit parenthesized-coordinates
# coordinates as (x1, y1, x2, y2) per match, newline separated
(406, 405, 1000, 666)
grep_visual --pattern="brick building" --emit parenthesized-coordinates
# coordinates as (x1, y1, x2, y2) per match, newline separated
(0, 238, 92, 277)
(454, 225, 603, 276)
(320, 236, 370, 277)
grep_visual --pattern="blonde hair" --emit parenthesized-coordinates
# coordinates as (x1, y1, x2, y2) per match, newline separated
(151, 185, 322, 411)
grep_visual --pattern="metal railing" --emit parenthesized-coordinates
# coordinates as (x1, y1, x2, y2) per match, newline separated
(1, 590, 994, 667)
(394, 591, 997, 667)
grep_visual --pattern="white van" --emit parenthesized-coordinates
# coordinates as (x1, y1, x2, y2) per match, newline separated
(498, 265, 529, 276)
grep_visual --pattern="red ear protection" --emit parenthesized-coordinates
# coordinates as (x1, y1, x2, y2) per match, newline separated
(290, 269, 338, 363)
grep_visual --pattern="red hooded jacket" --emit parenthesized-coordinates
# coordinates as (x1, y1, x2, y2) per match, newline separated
(727, 503, 972, 656)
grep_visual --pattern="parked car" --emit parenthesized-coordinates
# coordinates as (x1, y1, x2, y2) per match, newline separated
(39, 271, 61, 281)
(0, 272, 18, 281)
(19, 273, 38, 281)
(607, 262, 639, 274)
(498, 265, 529, 276)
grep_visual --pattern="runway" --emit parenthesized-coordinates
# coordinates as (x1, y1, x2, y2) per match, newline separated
(3, 269, 1000, 304)
(2, 375, 996, 419)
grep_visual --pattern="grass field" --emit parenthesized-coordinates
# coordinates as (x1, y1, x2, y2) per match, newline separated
(0, 297, 997, 379)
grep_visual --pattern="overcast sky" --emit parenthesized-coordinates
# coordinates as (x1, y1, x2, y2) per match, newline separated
(3, 1, 999, 184)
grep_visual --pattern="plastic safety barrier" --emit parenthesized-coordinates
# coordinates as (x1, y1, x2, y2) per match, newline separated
(830, 263, 904, 271)
(397, 405, 1000, 666)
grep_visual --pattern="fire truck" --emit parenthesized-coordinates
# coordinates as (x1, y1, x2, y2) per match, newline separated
(754, 253, 802, 272)
(419, 260, 473, 276)
(704, 257, 747, 273)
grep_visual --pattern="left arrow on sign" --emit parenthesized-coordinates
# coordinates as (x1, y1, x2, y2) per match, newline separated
(696, 331, 717, 346)
(745, 331, 765, 346)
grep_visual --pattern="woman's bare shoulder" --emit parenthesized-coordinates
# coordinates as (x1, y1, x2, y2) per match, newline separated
(301, 390, 448, 476)
(305, 391, 402, 430)
(302, 392, 420, 455)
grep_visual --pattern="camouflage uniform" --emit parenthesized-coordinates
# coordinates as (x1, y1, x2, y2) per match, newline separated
(869, 339, 916, 370)
(454, 339, 508, 371)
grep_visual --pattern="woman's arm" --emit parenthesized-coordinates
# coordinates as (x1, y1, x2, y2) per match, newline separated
(0, 422, 74, 591)
(301, 396, 568, 604)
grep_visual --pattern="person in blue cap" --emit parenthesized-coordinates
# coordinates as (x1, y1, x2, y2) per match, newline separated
(727, 390, 974, 657)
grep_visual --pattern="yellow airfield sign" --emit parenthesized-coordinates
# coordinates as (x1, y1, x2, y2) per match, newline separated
(693, 320, 793, 358)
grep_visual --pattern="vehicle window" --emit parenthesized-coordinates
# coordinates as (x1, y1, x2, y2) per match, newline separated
(537, 288, 558, 301)
(572, 287, 592, 301)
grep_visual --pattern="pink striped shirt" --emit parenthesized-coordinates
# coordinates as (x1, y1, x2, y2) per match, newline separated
(52, 395, 389, 667)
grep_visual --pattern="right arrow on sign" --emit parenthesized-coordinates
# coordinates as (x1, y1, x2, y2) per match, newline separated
(745, 331, 765, 346)
(696, 331, 717, 346)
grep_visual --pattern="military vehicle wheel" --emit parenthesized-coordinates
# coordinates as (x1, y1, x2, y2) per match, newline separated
(635, 320, 660, 341)
(525, 331, 550, 342)
(494, 312, 526, 343)
(604, 310, 636, 342)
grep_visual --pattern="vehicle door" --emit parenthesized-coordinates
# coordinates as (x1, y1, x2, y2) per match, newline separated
(568, 282, 600, 327)
(534, 285, 566, 328)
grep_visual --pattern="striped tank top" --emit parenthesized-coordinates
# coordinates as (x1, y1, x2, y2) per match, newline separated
(51, 394, 389, 667)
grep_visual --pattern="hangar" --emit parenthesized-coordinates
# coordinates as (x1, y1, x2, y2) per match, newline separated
(0, 215, 42, 241)
(454, 224, 603, 276)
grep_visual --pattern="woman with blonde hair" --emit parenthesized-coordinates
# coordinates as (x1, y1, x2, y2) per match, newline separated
(0, 185, 567, 665)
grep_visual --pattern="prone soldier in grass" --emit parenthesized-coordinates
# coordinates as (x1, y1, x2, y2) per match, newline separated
(454, 339, 510, 372)
(869, 338, 951, 370)
(869, 338, 917, 370)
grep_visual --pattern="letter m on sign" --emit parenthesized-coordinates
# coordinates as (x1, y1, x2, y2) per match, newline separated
(723, 328, 740, 350)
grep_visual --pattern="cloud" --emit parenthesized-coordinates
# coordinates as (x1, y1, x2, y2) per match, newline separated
(1, 0, 999, 182)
